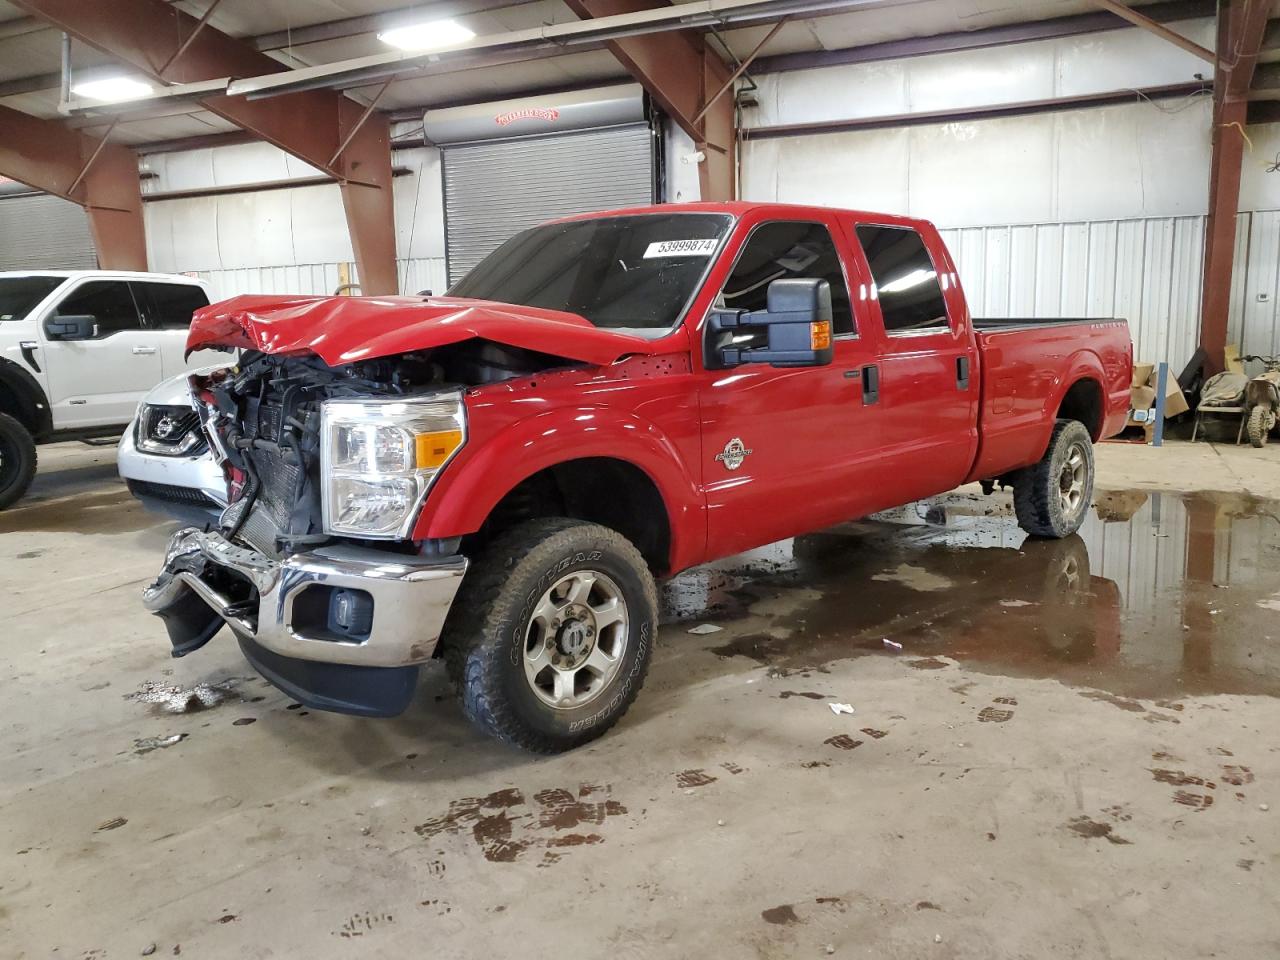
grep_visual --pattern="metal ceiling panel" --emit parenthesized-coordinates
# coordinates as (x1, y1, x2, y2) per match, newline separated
(379, 49, 624, 110)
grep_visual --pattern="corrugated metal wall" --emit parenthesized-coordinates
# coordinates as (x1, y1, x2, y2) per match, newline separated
(940, 216, 1208, 368)
(1232, 210, 1280, 359)
(940, 211, 1280, 370)
(195, 258, 448, 302)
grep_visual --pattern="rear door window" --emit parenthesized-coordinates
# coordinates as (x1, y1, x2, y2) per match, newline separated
(136, 282, 210, 330)
(56, 280, 143, 337)
(855, 225, 949, 334)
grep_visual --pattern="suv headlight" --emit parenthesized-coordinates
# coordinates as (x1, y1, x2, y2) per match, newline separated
(136, 403, 205, 456)
(320, 392, 466, 538)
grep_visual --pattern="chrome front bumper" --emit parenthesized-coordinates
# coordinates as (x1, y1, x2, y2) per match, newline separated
(143, 527, 467, 668)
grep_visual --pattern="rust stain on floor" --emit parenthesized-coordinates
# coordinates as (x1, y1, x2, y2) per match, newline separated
(413, 785, 627, 864)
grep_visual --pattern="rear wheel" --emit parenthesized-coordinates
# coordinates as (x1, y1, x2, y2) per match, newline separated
(1012, 419, 1094, 539)
(442, 518, 657, 753)
(1247, 405, 1270, 448)
(0, 412, 37, 511)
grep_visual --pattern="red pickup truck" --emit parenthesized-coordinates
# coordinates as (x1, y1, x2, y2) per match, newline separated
(143, 202, 1131, 752)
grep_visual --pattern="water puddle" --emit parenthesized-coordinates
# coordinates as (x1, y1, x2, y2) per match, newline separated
(663, 489, 1280, 700)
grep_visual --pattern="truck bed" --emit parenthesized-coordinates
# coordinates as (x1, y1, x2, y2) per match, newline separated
(966, 317, 1132, 484)
(973, 317, 1120, 330)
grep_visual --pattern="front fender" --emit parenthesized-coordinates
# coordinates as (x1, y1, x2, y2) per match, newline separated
(411, 405, 704, 571)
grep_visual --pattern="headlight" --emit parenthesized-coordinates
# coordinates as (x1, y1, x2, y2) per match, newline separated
(136, 404, 205, 456)
(320, 393, 466, 538)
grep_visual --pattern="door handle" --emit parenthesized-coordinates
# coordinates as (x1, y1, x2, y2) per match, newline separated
(133, 345, 157, 355)
(19, 340, 40, 373)
(862, 364, 880, 405)
(957, 356, 971, 390)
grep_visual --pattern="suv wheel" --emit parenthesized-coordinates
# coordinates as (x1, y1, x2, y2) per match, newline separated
(442, 518, 657, 753)
(0, 413, 37, 510)
(1012, 419, 1094, 539)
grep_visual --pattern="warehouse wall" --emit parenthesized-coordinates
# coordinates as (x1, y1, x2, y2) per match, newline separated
(141, 127, 447, 300)
(128, 19, 1280, 366)
(740, 18, 1280, 369)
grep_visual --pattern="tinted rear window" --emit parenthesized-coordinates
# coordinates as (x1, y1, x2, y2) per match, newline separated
(855, 225, 949, 334)
(139, 282, 210, 330)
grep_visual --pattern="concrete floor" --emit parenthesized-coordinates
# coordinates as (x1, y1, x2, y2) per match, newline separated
(3, 439, 1278, 958)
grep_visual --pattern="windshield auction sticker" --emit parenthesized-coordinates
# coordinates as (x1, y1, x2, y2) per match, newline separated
(643, 239, 720, 258)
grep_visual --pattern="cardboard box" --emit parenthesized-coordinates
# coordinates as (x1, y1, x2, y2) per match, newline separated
(1130, 384, 1156, 413)
(1131, 362, 1155, 388)
(1145, 369, 1189, 417)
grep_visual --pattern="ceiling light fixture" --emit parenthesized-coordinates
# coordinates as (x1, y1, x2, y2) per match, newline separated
(378, 19, 475, 52)
(70, 76, 155, 103)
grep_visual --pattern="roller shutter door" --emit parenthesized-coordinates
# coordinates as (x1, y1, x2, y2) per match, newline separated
(442, 123, 654, 285)
(0, 193, 96, 270)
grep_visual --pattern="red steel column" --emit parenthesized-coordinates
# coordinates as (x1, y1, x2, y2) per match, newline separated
(562, 0, 736, 201)
(16, 0, 398, 293)
(1199, 0, 1271, 372)
(0, 104, 146, 270)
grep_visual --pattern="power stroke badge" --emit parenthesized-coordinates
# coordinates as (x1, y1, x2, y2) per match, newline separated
(715, 438, 753, 471)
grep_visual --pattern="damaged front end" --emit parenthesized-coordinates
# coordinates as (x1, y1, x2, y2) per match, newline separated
(143, 527, 464, 716)
(141, 290, 656, 716)
(142, 348, 484, 717)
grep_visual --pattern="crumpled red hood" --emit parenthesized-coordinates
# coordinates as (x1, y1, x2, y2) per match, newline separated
(186, 294, 662, 367)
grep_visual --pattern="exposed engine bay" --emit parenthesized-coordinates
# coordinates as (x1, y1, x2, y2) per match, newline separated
(195, 340, 575, 559)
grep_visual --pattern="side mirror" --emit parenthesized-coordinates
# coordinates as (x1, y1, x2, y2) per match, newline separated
(706, 278, 834, 370)
(44, 313, 97, 341)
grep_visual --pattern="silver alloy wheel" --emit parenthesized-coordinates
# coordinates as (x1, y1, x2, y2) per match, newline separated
(523, 569, 629, 709)
(1058, 441, 1088, 521)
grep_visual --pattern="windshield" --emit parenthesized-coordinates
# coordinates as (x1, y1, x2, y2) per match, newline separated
(448, 213, 731, 338)
(0, 276, 62, 322)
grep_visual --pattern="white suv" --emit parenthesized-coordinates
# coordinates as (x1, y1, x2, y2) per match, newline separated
(0, 270, 219, 508)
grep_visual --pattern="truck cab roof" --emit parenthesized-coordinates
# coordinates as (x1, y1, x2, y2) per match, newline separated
(552, 201, 936, 233)
(0, 270, 209, 286)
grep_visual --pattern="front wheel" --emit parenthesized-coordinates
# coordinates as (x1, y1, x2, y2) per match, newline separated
(1247, 405, 1271, 448)
(1012, 419, 1095, 539)
(0, 412, 37, 511)
(442, 518, 657, 753)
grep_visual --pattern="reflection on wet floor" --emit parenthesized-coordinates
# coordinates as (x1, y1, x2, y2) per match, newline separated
(662, 489, 1280, 701)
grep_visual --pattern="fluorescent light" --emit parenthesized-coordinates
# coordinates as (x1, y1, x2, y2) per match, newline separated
(71, 76, 154, 103)
(378, 18, 475, 51)
(879, 268, 937, 295)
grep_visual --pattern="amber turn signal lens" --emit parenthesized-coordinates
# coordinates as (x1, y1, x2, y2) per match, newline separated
(415, 429, 464, 469)
(810, 321, 832, 350)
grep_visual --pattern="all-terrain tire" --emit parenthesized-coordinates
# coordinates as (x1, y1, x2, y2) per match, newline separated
(1247, 405, 1270, 448)
(1012, 419, 1094, 539)
(0, 412, 37, 510)
(441, 518, 658, 753)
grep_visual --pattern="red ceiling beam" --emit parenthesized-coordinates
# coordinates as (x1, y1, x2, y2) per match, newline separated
(562, 0, 736, 201)
(1199, 0, 1271, 372)
(12, 0, 398, 294)
(1088, 0, 1217, 62)
(0, 104, 146, 269)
